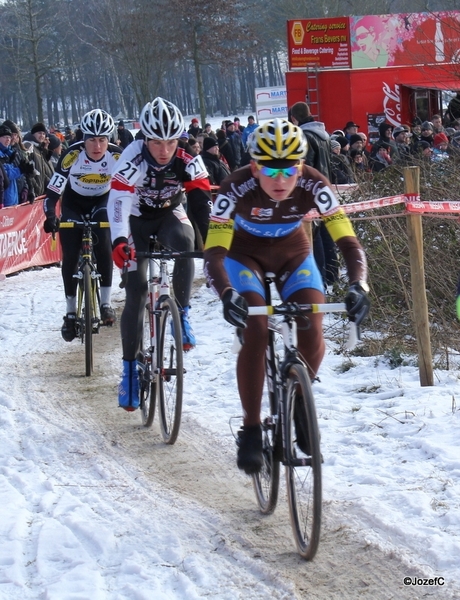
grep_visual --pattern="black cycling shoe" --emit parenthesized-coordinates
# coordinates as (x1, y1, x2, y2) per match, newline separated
(237, 425, 263, 474)
(100, 304, 116, 325)
(61, 313, 77, 342)
(294, 396, 311, 455)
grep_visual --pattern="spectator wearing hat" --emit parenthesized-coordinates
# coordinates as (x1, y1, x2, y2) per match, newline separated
(216, 129, 236, 171)
(348, 133, 370, 170)
(290, 100, 339, 289)
(432, 132, 450, 162)
(116, 120, 134, 149)
(204, 123, 217, 140)
(349, 149, 367, 177)
(418, 140, 434, 160)
(330, 138, 354, 184)
(23, 122, 54, 194)
(242, 115, 258, 149)
(233, 117, 244, 135)
(392, 126, 413, 165)
(48, 134, 63, 166)
(343, 121, 360, 140)
(3, 119, 36, 204)
(370, 142, 392, 172)
(370, 122, 398, 160)
(420, 121, 435, 146)
(0, 124, 24, 207)
(188, 118, 202, 138)
(225, 121, 244, 170)
(200, 137, 230, 185)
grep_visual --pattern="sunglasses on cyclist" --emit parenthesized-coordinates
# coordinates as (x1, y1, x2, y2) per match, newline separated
(255, 163, 300, 178)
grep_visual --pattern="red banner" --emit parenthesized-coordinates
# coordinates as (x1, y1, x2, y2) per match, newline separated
(0, 199, 62, 276)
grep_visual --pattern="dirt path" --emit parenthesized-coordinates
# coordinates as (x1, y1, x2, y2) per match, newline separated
(29, 295, 455, 600)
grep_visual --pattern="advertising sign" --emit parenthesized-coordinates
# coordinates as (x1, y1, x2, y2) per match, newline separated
(254, 86, 288, 120)
(287, 17, 351, 70)
(288, 11, 460, 71)
(0, 200, 61, 276)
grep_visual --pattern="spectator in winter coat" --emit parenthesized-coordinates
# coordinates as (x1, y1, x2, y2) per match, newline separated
(203, 123, 217, 140)
(225, 121, 245, 169)
(370, 142, 393, 172)
(200, 137, 230, 185)
(0, 125, 23, 207)
(242, 116, 258, 149)
(116, 120, 134, 149)
(233, 117, 244, 134)
(370, 122, 398, 160)
(330, 139, 355, 184)
(392, 126, 413, 165)
(420, 122, 435, 146)
(23, 123, 54, 195)
(290, 101, 338, 289)
(188, 118, 201, 138)
(3, 119, 36, 204)
(216, 129, 236, 171)
(48, 134, 63, 166)
(343, 120, 359, 140)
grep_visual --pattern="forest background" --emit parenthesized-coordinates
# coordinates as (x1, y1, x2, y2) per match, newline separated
(0, 0, 459, 129)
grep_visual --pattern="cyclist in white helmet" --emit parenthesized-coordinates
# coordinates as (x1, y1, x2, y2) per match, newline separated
(204, 118, 370, 474)
(43, 109, 122, 341)
(107, 97, 212, 412)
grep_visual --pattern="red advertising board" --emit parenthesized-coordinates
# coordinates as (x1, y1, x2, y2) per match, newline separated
(287, 17, 351, 69)
(0, 199, 61, 277)
(350, 12, 460, 68)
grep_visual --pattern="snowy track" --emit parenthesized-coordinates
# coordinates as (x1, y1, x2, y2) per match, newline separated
(0, 265, 459, 599)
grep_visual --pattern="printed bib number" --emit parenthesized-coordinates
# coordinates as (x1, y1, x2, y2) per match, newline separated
(314, 185, 339, 215)
(48, 172, 66, 193)
(212, 194, 235, 220)
(185, 155, 208, 179)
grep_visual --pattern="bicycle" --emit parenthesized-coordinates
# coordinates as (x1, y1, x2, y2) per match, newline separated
(59, 217, 110, 377)
(134, 239, 203, 444)
(245, 273, 358, 560)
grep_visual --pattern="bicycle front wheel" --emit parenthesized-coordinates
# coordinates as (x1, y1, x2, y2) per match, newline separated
(139, 305, 156, 427)
(285, 363, 322, 560)
(83, 263, 93, 376)
(157, 297, 183, 444)
(252, 330, 281, 514)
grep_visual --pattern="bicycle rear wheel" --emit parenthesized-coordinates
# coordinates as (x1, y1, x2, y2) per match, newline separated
(252, 329, 280, 514)
(285, 363, 322, 560)
(157, 296, 183, 444)
(139, 304, 156, 427)
(83, 263, 93, 376)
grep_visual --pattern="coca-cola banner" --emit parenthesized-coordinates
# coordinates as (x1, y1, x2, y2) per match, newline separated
(0, 199, 61, 277)
(350, 12, 460, 68)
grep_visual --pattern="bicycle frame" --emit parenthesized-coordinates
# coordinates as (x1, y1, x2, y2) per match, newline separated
(59, 217, 109, 376)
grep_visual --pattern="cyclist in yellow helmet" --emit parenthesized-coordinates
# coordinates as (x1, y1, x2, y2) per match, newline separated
(204, 118, 370, 474)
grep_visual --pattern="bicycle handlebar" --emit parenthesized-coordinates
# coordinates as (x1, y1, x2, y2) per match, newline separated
(136, 250, 204, 259)
(59, 221, 110, 229)
(247, 302, 346, 316)
(247, 302, 359, 350)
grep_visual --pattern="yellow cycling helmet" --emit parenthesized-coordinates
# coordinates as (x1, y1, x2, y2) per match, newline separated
(249, 118, 307, 161)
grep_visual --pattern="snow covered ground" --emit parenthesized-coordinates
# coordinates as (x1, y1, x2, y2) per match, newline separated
(0, 258, 459, 599)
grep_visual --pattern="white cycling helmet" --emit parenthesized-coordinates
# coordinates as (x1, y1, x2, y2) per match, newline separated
(139, 97, 185, 140)
(80, 109, 115, 137)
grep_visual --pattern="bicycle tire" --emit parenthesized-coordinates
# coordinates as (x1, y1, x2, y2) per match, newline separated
(139, 305, 156, 427)
(157, 296, 183, 444)
(83, 263, 93, 376)
(285, 363, 322, 560)
(252, 328, 281, 514)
